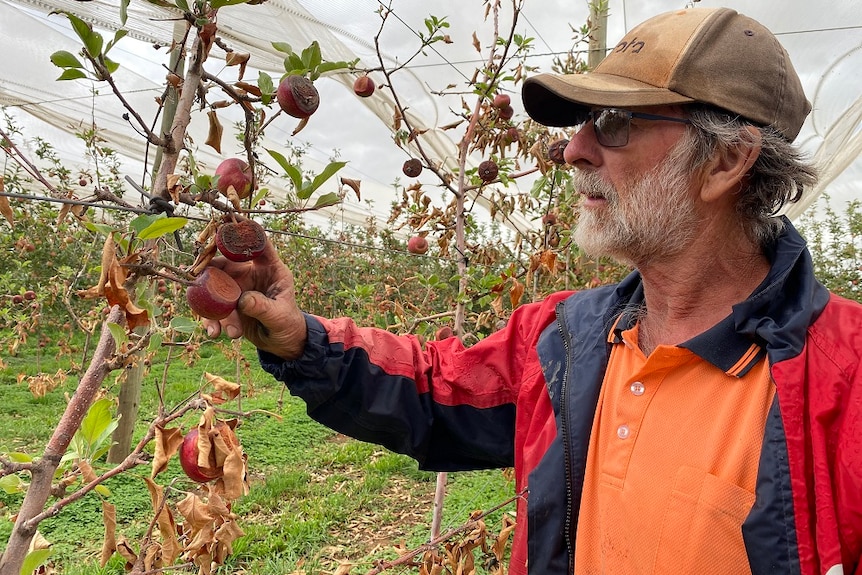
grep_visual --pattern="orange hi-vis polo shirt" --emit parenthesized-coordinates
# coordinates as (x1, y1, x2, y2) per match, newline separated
(573, 315, 775, 575)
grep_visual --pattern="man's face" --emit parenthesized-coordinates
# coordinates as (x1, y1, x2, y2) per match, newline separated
(572, 135, 701, 265)
(564, 107, 702, 266)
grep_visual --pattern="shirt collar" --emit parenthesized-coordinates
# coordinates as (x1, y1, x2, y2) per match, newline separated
(607, 218, 812, 378)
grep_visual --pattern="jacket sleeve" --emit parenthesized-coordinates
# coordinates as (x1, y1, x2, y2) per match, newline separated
(259, 298, 563, 471)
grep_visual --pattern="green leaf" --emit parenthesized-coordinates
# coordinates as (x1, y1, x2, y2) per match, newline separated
(79, 398, 115, 450)
(106, 29, 128, 54)
(211, 0, 249, 7)
(0, 475, 23, 494)
(50, 50, 84, 69)
(20, 549, 51, 575)
(56, 69, 88, 81)
(148, 332, 163, 351)
(287, 53, 305, 73)
(312, 192, 341, 209)
(265, 148, 302, 191)
(102, 55, 120, 75)
(107, 322, 128, 351)
(171, 316, 199, 334)
(83, 221, 116, 235)
(316, 60, 357, 75)
(137, 217, 188, 240)
(301, 41, 322, 72)
(174, 0, 190, 11)
(119, 0, 129, 25)
(258, 71, 274, 104)
(306, 161, 347, 195)
(95, 484, 112, 497)
(271, 41, 293, 55)
(6, 452, 32, 463)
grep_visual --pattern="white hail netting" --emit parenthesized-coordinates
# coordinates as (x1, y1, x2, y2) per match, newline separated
(0, 0, 860, 230)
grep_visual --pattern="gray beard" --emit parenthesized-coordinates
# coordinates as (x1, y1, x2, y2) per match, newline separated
(572, 140, 702, 266)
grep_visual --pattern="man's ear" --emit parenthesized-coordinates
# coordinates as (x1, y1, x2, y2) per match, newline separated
(700, 126, 762, 204)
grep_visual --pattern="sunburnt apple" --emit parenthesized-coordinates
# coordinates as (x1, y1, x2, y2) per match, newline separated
(548, 139, 569, 165)
(276, 74, 320, 118)
(179, 421, 239, 483)
(407, 235, 429, 255)
(402, 158, 423, 178)
(353, 76, 375, 97)
(216, 218, 266, 262)
(492, 93, 511, 108)
(214, 158, 253, 199)
(477, 160, 499, 183)
(186, 266, 242, 320)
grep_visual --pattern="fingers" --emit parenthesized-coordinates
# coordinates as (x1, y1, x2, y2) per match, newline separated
(199, 243, 306, 358)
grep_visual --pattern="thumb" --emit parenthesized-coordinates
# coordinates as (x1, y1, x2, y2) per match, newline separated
(237, 290, 283, 325)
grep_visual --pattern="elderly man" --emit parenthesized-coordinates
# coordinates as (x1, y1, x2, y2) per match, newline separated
(204, 7, 862, 575)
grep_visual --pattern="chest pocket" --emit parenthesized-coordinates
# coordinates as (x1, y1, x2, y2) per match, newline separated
(653, 466, 756, 574)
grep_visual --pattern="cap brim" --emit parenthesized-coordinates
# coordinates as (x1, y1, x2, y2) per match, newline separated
(522, 73, 695, 127)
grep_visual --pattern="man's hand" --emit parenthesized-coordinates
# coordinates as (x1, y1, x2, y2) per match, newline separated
(201, 240, 307, 360)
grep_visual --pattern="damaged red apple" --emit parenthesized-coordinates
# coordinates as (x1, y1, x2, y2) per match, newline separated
(407, 235, 429, 255)
(276, 74, 320, 118)
(186, 266, 242, 320)
(179, 421, 239, 483)
(353, 75, 375, 97)
(216, 218, 267, 262)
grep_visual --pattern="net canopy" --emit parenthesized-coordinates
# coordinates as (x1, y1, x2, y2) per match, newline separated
(1, 0, 860, 230)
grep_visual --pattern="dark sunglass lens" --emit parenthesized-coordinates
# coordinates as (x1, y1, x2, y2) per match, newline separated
(594, 109, 630, 147)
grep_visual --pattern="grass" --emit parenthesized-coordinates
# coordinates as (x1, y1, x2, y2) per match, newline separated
(0, 329, 516, 574)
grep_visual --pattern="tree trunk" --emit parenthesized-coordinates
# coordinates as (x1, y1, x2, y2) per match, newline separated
(107, 354, 143, 463)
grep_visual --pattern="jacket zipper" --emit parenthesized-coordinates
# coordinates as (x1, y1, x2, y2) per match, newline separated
(555, 300, 576, 574)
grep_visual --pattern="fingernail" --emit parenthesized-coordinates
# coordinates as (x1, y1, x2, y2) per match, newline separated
(206, 326, 216, 338)
(226, 325, 240, 339)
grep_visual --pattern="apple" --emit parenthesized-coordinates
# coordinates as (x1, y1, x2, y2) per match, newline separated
(179, 427, 222, 483)
(353, 76, 375, 97)
(407, 235, 429, 255)
(216, 219, 266, 262)
(186, 267, 242, 320)
(435, 326, 454, 340)
(402, 158, 423, 178)
(477, 160, 499, 183)
(23, 290, 36, 301)
(179, 421, 239, 484)
(214, 158, 253, 199)
(492, 94, 511, 108)
(276, 74, 320, 118)
(498, 105, 514, 120)
(548, 139, 569, 165)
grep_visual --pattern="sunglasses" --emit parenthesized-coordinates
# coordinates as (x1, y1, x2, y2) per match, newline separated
(579, 108, 692, 148)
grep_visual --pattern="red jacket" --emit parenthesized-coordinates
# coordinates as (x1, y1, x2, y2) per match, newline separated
(260, 222, 862, 574)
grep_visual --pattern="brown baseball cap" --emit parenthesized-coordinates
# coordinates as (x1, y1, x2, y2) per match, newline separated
(522, 8, 811, 141)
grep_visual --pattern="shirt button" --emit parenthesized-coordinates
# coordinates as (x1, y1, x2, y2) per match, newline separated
(617, 424, 630, 439)
(630, 381, 645, 396)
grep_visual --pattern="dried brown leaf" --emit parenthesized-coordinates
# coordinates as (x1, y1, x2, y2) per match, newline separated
(205, 110, 223, 154)
(151, 425, 184, 478)
(100, 501, 117, 567)
(177, 492, 215, 530)
(144, 477, 182, 564)
(341, 177, 361, 201)
(292, 116, 310, 136)
(472, 31, 481, 53)
(0, 190, 14, 227)
(234, 81, 262, 97)
(202, 372, 240, 404)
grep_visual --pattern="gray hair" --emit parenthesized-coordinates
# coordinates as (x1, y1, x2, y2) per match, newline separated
(684, 105, 818, 245)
